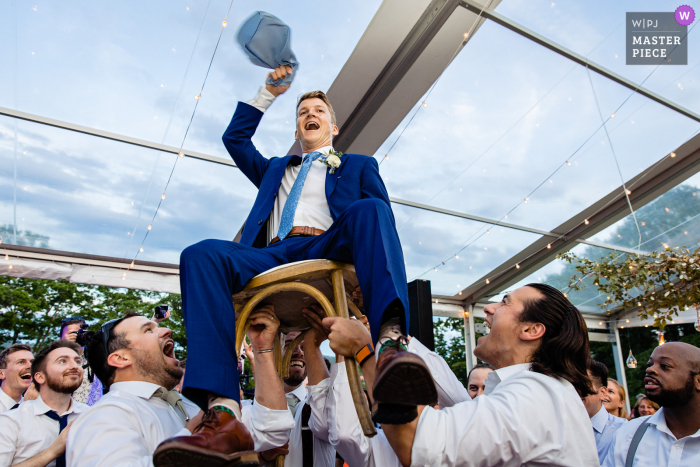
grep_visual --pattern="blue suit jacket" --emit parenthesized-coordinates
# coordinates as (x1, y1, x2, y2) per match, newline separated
(223, 102, 392, 248)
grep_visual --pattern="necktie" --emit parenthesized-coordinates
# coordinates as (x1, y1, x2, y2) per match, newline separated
(278, 151, 323, 240)
(44, 411, 68, 467)
(152, 387, 190, 423)
(286, 393, 300, 417)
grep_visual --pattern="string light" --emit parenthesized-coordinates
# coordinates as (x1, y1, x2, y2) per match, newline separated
(610, 113, 615, 118)
(161, 193, 166, 200)
(658, 331, 666, 346)
(566, 161, 571, 166)
(222, 21, 227, 27)
(584, 219, 589, 225)
(8, 265, 12, 269)
(422, 102, 427, 107)
(515, 264, 520, 269)
(147, 225, 152, 230)
(547, 243, 551, 249)
(140, 246, 144, 252)
(195, 94, 200, 99)
(485, 279, 490, 284)
(455, 255, 459, 259)
(178, 152, 184, 158)
(626, 189, 632, 195)
(524, 197, 529, 203)
(463, 32, 469, 38)
(626, 350, 637, 368)
(670, 152, 676, 158)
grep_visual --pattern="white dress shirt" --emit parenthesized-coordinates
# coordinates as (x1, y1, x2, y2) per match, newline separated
(407, 338, 471, 408)
(66, 381, 201, 467)
(411, 363, 600, 467)
(0, 395, 88, 467)
(241, 396, 296, 453)
(245, 87, 334, 242)
(591, 403, 626, 464)
(0, 387, 19, 413)
(321, 337, 472, 467)
(602, 408, 700, 467)
(249, 383, 335, 467)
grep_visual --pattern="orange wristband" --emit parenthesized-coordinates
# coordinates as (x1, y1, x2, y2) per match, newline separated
(355, 343, 375, 367)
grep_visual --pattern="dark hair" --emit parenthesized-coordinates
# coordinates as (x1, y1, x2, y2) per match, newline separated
(324, 358, 332, 372)
(520, 284, 594, 398)
(296, 90, 337, 125)
(31, 340, 82, 388)
(588, 360, 609, 390)
(467, 363, 493, 384)
(77, 312, 139, 391)
(60, 319, 86, 337)
(0, 344, 32, 370)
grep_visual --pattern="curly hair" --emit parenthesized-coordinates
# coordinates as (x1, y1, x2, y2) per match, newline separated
(520, 284, 594, 398)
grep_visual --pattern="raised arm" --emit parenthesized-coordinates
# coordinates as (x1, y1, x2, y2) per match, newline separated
(221, 66, 292, 187)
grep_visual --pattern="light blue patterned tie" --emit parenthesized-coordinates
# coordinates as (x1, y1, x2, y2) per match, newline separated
(278, 151, 323, 240)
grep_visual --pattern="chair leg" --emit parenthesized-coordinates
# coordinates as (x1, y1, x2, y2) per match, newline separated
(331, 270, 377, 438)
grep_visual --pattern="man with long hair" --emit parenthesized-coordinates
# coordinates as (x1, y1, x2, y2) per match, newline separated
(323, 283, 600, 466)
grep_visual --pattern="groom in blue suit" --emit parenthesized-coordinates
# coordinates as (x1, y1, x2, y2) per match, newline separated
(161, 66, 438, 463)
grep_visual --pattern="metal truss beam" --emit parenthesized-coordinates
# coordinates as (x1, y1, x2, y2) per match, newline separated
(459, 131, 700, 302)
(459, 1, 700, 124)
(0, 106, 237, 168)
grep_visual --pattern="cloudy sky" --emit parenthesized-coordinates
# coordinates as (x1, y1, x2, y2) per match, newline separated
(0, 0, 698, 300)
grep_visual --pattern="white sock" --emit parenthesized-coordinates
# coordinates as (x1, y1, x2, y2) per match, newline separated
(378, 318, 402, 349)
(208, 396, 242, 420)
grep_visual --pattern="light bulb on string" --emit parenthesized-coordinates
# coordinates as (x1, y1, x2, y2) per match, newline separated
(148, 225, 152, 230)
(8, 264, 12, 270)
(161, 193, 166, 200)
(626, 349, 637, 368)
(658, 331, 666, 346)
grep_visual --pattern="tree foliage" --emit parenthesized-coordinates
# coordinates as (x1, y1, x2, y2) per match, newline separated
(560, 245, 700, 329)
(0, 277, 186, 358)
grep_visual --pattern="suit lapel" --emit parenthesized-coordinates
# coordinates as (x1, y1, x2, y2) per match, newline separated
(325, 156, 344, 202)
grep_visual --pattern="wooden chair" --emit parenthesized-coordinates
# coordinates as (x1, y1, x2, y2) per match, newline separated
(232, 259, 377, 442)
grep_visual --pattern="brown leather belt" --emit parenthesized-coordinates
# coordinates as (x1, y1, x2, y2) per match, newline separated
(270, 226, 325, 244)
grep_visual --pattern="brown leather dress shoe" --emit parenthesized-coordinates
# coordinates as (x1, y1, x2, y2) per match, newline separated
(372, 337, 438, 424)
(153, 408, 255, 467)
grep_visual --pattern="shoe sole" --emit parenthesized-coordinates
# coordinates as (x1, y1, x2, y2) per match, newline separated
(153, 441, 255, 467)
(373, 354, 438, 407)
(372, 402, 418, 425)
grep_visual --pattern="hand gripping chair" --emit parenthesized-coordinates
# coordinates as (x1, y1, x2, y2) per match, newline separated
(232, 260, 378, 455)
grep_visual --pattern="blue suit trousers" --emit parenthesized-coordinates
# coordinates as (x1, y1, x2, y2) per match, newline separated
(180, 198, 409, 408)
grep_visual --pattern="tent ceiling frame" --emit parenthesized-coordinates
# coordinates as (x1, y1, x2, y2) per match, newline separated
(459, 0, 700, 124)
(459, 131, 700, 303)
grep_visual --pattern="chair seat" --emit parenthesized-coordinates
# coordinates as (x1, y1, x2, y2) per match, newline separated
(232, 259, 361, 333)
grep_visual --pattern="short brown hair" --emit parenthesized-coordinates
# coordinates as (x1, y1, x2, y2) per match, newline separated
(31, 340, 81, 388)
(296, 91, 336, 125)
(0, 344, 32, 370)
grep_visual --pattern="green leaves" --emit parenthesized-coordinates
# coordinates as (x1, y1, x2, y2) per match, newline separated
(558, 245, 700, 329)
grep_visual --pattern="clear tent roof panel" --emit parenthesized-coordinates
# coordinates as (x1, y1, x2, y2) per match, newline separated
(375, 18, 699, 235)
(0, 0, 382, 156)
(494, 0, 700, 115)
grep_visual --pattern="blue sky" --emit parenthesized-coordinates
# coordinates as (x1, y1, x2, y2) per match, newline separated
(0, 0, 699, 299)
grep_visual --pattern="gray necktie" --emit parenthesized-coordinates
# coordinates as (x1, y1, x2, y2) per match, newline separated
(153, 387, 190, 423)
(286, 393, 300, 417)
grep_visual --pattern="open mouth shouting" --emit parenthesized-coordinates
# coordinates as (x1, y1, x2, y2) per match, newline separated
(162, 339, 177, 363)
(304, 121, 320, 131)
(19, 371, 31, 381)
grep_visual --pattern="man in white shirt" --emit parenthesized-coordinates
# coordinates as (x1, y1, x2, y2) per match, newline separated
(0, 344, 34, 413)
(253, 305, 335, 467)
(324, 283, 600, 466)
(158, 307, 295, 466)
(0, 339, 88, 467)
(466, 364, 493, 400)
(603, 342, 700, 467)
(315, 334, 470, 467)
(583, 360, 626, 464)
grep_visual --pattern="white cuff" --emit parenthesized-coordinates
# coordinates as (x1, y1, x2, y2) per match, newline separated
(245, 86, 276, 113)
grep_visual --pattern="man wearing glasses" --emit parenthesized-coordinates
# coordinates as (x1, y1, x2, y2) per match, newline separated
(59, 317, 102, 406)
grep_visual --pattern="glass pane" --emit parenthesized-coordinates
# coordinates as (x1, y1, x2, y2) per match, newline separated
(0, 115, 256, 263)
(392, 203, 541, 296)
(0, 0, 381, 154)
(376, 18, 699, 234)
(492, 0, 700, 114)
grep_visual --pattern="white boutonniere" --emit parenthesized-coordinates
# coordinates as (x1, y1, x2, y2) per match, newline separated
(318, 149, 344, 174)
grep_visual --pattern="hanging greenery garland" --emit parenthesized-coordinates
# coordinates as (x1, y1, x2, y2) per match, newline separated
(558, 245, 700, 329)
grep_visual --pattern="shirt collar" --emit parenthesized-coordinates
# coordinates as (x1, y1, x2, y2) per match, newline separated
(31, 395, 85, 416)
(109, 381, 163, 400)
(0, 387, 18, 409)
(591, 404, 609, 433)
(286, 383, 308, 402)
(484, 363, 530, 395)
(646, 408, 700, 439)
(302, 145, 333, 159)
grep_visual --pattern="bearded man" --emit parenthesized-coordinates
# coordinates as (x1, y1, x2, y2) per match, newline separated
(0, 340, 88, 467)
(603, 342, 700, 467)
